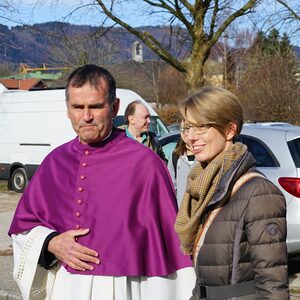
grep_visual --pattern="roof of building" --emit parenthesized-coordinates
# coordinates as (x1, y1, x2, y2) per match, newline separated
(0, 78, 47, 90)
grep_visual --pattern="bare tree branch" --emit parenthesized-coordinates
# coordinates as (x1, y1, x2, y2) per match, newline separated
(178, 0, 194, 13)
(209, 0, 219, 39)
(144, 0, 193, 37)
(210, 0, 259, 49)
(276, 0, 300, 21)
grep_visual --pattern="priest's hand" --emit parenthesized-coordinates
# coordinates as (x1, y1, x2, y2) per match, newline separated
(48, 228, 100, 271)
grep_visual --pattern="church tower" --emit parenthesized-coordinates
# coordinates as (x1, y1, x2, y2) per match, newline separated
(132, 41, 144, 63)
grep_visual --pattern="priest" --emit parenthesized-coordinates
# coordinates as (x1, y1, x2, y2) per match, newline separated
(8, 64, 195, 300)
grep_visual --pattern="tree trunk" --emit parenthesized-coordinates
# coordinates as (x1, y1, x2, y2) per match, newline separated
(185, 49, 208, 92)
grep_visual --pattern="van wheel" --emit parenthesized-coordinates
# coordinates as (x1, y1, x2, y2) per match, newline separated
(11, 168, 28, 193)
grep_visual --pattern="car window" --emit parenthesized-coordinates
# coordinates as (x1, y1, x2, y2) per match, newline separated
(288, 137, 300, 168)
(113, 116, 125, 128)
(159, 133, 180, 162)
(162, 142, 178, 161)
(161, 132, 281, 167)
(237, 135, 279, 167)
(149, 117, 170, 137)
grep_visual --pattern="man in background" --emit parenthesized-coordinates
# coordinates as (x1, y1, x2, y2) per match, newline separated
(123, 100, 166, 162)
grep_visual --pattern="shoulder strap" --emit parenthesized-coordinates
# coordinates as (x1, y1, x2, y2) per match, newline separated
(172, 152, 179, 178)
(230, 171, 265, 284)
(231, 172, 265, 197)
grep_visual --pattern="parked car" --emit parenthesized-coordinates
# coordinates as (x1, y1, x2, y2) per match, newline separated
(167, 123, 181, 132)
(159, 123, 300, 256)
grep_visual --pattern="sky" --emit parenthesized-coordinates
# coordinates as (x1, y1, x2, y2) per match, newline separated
(1, 0, 299, 47)
(1, 1, 154, 27)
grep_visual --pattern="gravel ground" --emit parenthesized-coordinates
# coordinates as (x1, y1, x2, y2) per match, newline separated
(0, 181, 21, 299)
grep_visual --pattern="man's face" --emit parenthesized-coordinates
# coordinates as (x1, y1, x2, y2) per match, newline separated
(129, 104, 151, 134)
(66, 81, 119, 144)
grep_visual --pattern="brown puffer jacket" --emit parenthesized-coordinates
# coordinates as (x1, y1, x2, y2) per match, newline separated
(191, 151, 289, 300)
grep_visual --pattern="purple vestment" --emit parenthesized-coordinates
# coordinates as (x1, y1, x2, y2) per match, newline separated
(9, 129, 192, 276)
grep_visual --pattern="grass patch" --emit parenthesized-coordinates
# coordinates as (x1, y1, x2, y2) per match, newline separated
(0, 181, 8, 193)
(290, 288, 300, 294)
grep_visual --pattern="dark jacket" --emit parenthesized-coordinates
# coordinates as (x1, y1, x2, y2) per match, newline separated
(119, 125, 167, 163)
(192, 151, 289, 299)
(144, 131, 167, 163)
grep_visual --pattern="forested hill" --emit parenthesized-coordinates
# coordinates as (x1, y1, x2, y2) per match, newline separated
(0, 22, 186, 68)
(0, 21, 299, 69)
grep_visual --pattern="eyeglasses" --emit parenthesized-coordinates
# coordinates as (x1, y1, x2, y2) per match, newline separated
(180, 124, 212, 136)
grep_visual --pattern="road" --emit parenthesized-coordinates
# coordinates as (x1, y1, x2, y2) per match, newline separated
(0, 181, 300, 299)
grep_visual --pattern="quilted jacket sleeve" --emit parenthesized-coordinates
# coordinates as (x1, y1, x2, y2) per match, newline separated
(245, 178, 289, 299)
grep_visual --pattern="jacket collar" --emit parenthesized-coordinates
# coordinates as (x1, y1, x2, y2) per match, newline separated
(208, 151, 256, 208)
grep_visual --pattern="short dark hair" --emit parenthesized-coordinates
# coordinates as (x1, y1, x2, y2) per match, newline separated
(124, 100, 144, 125)
(65, 64, 116, 105)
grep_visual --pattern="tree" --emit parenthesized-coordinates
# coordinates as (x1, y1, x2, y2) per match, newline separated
(107, 60, 164, 105)
(213, 31, 238, 89)
(158, 65, 188, 105)
(0, 1, 17, 22)
(271, 1, 299, 44)
(95, 0, 260, 92)
(276, 1, 300, 21)
(256, 29, 293, 56)
(235, 31, 300, 124)
(0, 63, 14, 76)
(134, 59, 163, 108)
(48, 24, 118, 67)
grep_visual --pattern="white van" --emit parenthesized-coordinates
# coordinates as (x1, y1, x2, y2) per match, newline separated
(0, 84, 169, 192)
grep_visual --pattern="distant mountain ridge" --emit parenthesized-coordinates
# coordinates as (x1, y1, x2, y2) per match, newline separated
(0, 22, 183, 68)
(293, 45, 300, 58)
(0, 22, 299, 69)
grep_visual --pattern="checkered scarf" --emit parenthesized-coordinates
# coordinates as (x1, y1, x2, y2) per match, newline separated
(175, 142, 247, 254)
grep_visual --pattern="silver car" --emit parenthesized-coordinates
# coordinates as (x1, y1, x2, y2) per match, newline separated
(159, 123, 300, 256)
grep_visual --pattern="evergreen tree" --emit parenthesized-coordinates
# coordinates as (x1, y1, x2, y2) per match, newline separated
(256, 29, 292, 57)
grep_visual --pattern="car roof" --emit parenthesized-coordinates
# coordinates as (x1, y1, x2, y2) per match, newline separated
(158, 123, 300, 153)
(160, 123, 300, 137)
(246, 122, 293, 127)
(244, 122, 299, 129)
(243, 123, 300, 140)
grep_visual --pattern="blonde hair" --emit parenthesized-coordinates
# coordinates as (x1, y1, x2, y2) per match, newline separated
(179, 86, 244, 137)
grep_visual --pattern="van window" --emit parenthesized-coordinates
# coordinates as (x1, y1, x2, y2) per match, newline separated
(113, 116, 169, 137)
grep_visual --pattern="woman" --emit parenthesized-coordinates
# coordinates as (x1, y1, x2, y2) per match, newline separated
(175, 86, 289, 299)
(168, 121, 196, 207)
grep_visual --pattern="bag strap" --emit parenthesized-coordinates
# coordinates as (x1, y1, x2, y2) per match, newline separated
(231, 171, 265, 197)
(193, 171, 265, 263)
(230, 171, 265, 285)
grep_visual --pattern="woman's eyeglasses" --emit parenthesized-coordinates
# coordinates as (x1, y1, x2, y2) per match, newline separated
(180, 124, 212, 136)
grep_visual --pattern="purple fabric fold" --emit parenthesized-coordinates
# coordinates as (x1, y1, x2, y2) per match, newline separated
(9, 129, 192, 276)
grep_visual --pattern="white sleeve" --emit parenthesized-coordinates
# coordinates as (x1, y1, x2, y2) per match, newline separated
(12, 226, 57, 300)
